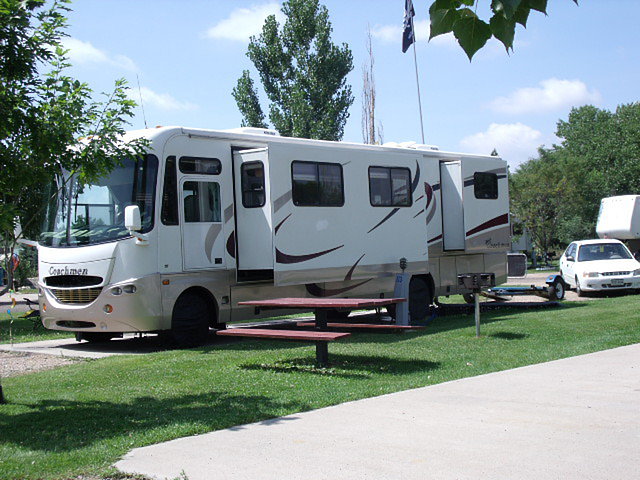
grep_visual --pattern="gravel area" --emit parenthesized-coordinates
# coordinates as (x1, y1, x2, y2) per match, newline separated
(0, 350, 81, 378)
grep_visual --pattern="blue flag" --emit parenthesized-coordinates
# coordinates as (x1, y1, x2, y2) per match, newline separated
(402, 0, 415, 53)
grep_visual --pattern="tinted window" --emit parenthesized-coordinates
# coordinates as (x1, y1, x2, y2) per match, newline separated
(474, 172, 498, 199)
(183, 181, 221, 223)
(292, 161, 344, 207)
(241, 162, 266, 208)
(161, 156, 179, 225)
(577, 243, 633, 262)
(179, 156, 221, 175)
(369, 167, 412, 206)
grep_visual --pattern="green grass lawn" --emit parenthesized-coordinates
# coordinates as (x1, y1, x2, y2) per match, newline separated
(0, 314, 73, 344)
(1, 295, 639, 480)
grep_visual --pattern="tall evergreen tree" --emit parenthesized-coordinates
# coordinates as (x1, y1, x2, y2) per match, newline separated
(232, 0, 353, 141)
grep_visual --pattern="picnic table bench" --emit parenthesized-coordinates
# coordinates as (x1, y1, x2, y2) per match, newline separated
(226, 297, 406, 366)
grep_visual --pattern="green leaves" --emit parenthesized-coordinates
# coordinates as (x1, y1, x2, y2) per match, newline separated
(234, 0, 353, 141)
(428, 0, 579, 60)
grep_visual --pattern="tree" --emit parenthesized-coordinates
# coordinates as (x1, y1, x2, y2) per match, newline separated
(428, 0, 579, 60)
(362, 25, 383, 145)
(232, 0, 354, 141)
(0, 0, 145, 290)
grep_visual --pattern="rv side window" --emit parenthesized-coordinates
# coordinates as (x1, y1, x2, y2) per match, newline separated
(161, 156, 179, 225)
(291, 161, 344, 207)
(183, 181, 221, 223)
(241, 162, 266, 208)
(368, 167, 412, 207)
(474, 172, 498, 199)
(179, 156, 222, 175)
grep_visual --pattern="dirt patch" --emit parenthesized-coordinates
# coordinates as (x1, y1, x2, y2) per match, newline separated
(0, 350, 81, 378)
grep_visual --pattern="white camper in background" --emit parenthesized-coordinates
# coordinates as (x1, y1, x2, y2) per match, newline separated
(596, 195, 640, 257)
(37, 126, 510, 345)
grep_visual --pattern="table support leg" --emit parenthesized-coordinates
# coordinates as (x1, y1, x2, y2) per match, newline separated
(315, 342, 328, 367)
(315, 309, 328, 330)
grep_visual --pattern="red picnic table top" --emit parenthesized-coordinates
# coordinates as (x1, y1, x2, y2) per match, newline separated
(237, 297, 406, 309)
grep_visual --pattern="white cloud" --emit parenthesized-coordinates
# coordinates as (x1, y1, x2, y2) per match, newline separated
(205, 3, 283, 42)
(128, 87, 197, 112)
(489, 78, 601, 115)
(371, 20, 456, 48)
(61, 38, 137, 71)
(459, 123, 544, 168)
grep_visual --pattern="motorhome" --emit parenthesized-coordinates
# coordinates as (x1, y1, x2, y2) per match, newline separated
(37, 126, 510, 345)
(596, 195, 640, 258)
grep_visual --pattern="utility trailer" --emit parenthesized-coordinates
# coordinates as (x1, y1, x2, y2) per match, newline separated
(37, 126, 510, 345)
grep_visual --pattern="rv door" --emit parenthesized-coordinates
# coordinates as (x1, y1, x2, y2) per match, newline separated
(439, 161, 465, 251)
(232, 148, 274, 271)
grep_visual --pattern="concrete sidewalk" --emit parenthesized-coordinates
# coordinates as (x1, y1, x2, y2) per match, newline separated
(116, 343, 640, 480)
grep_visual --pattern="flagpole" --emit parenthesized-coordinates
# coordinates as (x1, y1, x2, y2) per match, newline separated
(410, 15, 426, 144)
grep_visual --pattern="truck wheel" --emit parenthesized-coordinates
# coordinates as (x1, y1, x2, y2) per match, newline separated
(409, 277, 432, 324)
(170, 292, 211, 348)
(462, 293, 475, 304)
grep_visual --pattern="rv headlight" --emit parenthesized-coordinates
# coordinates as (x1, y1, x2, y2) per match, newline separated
(110, 287, 123, 296)
(582, 272, 599, 278)
(123, 284, 137, 294)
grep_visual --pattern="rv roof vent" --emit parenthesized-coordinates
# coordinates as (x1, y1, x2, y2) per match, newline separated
(224, 127, 280, 136)
(383, 141, 439, 151)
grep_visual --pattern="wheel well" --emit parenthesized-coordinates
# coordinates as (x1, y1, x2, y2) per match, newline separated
(174, 287, 219, 327)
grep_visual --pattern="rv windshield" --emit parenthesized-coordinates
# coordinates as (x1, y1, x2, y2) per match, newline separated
(40, 155, 159, 247)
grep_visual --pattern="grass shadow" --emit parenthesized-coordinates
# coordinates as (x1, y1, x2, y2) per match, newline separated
(489, 331, 529, 340)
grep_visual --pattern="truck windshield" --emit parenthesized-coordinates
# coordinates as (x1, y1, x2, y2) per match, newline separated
(40, 155, 159, 247)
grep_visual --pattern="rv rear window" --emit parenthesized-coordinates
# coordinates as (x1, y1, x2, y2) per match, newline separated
(179, 156, 222, 175)
(369, 167, 412, 207)
(241, 162, 266, 208)
(474, 172, 498, 199)
(291, 161, 344, 207)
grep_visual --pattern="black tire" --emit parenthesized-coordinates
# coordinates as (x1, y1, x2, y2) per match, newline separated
(552, 279, 565, 300)
(575, 277, 584, 297)
(385, 304, 397, 319)
(326, 308, 351, 320)
(408, 276, 432, 324)
(169, 292, 211, 348)
(76, 332, 115, 343)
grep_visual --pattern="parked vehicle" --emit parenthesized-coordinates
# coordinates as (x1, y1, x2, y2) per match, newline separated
(37, 126, 510, 345)
(559, 239, 640, 296)
(596, 195, 640, 261)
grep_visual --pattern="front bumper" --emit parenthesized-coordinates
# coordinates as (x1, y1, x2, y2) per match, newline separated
(580, 275, 640, 291)
(39, 274, 166, 333)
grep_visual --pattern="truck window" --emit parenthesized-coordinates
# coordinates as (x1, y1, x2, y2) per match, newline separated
(161, 156, 179, 225)
(292, 161, 344, 207)
(179, 156, 222, 175)
(241, 162, 266, 208)
(183, 181, 221, 223)
(474, 172, 498, 199)
(369, 166, 412, 207)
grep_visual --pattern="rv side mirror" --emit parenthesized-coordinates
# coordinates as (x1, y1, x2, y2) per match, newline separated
(124, 205, 142, 232)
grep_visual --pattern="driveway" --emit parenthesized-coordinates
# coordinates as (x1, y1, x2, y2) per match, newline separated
(116, 343, 640, 480)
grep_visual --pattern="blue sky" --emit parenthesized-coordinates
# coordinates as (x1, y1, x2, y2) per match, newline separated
(62, 1, 640, 170)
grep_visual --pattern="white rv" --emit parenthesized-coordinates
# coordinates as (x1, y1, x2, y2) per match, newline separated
(596, 195, 640, 257)
(37, 126, 510, 345)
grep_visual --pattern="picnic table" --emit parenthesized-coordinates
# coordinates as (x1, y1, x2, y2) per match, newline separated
(219, 297, 406, 366)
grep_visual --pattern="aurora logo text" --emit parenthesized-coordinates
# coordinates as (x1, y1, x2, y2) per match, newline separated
(48, 266, 89, 276)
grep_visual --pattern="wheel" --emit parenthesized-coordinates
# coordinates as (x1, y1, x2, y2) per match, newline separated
(76, 332, 115, 343)
(169, 292, 211, 347)
(408, 276, 432, 324)
(575, 276, 584, 297)
(462, 293, 475, 304)
(326, 308, 351, 320)
(552, 279, 565, 300)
